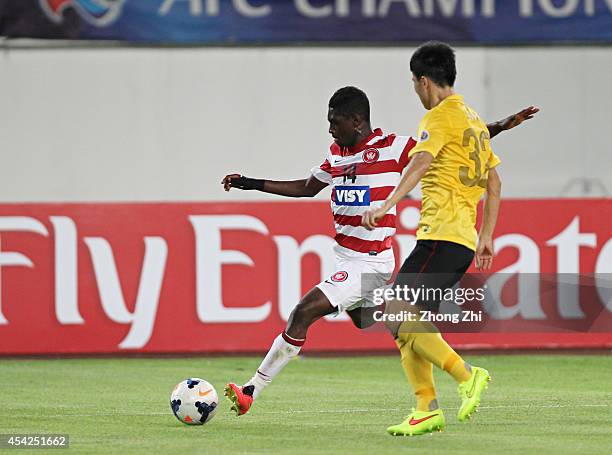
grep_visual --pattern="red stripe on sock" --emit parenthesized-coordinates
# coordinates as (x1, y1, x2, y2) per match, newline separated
(282, 331, 305, 347)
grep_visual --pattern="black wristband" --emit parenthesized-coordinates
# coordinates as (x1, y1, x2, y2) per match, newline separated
(231, 176, 265, 191)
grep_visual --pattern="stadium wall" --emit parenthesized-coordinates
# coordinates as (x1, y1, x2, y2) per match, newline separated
(0, 46, 610, 202)
(1, 46, 611, 355)
(0, 199, 610, 355)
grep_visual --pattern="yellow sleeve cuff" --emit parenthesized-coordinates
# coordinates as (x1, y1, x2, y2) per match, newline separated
(408, 147, 438, 159)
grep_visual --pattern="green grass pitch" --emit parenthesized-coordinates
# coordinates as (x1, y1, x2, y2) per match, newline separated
(0, 355, 610, 454)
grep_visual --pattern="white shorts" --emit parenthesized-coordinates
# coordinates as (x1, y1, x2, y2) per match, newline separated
(316, 253, 395, 314)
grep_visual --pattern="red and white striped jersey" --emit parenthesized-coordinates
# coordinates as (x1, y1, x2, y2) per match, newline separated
(311, 128, 416, 260)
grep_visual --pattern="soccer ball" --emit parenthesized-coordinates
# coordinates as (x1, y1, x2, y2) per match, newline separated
(170, 378, 219, 425)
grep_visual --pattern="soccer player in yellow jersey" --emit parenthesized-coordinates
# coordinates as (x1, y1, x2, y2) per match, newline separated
(362, 41, 538, 436)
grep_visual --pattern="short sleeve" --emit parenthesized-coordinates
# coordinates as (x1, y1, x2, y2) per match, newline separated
(408, 111, 449, 159)
(310, 157, 333, 185)
(398, 137, 417, 170)
(487, 150, 501, 169)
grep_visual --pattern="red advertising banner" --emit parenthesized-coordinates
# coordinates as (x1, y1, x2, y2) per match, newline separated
(0, 199, 610, 355)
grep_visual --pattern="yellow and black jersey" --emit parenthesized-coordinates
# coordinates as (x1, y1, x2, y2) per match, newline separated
(409, 94, 501, 251)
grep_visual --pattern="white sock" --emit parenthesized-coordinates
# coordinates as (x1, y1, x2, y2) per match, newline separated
(245, 332, 303, 400)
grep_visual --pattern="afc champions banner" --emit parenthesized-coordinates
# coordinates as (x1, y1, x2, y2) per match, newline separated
(1, 0, 612, 44)
(0, 199, 611, 355)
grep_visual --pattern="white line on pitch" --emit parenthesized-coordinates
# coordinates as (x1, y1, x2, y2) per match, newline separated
(34, 402, 608, 418)
(261, 403, 609, 414)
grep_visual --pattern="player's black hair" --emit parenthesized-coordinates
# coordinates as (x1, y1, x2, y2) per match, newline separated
(410, 41, 457, 87)
(328, 86, 370, 122)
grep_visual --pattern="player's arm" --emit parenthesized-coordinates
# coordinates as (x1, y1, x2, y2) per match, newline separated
(361, 152, 433, 230)
(486, 106, 539, 139)
(222, 174, 327, 198)
(475, 168, 502, 270)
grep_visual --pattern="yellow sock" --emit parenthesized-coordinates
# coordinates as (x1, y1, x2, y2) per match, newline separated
(441, 351, 471, 384)
(398, 320, 471, 384)
(396, 338, 437, 412)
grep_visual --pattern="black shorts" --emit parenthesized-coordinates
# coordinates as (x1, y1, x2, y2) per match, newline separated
(393, 240, 475, 312)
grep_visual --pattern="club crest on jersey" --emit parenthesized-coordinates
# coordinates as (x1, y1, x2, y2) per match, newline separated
(331, 271, 349, 282)
(362, 148, 379, 164)
(419, 130, 430, 142)
(39, 0, 125, 27)
(333, 186, 371, 206)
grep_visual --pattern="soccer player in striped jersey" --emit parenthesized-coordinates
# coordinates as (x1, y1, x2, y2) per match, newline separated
(362, 42, 538, 436)
(221, 86, 536, 416)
